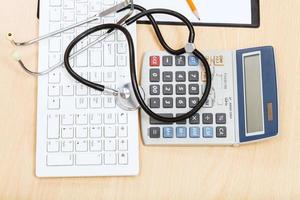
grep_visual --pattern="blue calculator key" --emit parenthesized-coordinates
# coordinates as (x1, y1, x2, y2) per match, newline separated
(163, 127, 174, 138)
(189, 127, 200, 138)
(188, 55, 199, 66)
(176, 127, 187, 138)
(203, 127, 214, 138)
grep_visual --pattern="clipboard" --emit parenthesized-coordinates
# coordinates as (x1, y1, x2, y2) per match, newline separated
(135, 0, 260, 28)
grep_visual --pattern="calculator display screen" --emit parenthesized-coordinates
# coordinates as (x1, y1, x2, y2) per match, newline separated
(244, 54, 264, 134)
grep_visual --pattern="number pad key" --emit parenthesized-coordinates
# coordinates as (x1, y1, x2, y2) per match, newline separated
(176, 97, 186, 108)
(188, 71, 199, 82)
(163, 98, 173, 108)
(150, 98, 160, 108)
(163, 84, 173, 95)
(202, 113, 213, 124)
(150, 69, 160, 82)
(189, 84, 200, 95)
(175, 71, 186, 82)
(176, 84, 186, 95)
(162, 71, 173, 82)
(150, 85, 160, 95)
(189, 97, 199, 108)
(189, 113, 200, 124)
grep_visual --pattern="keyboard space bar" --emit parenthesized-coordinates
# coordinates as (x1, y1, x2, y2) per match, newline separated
(47, 154, 74, 166)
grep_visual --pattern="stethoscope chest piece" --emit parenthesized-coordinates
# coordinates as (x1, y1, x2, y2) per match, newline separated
(116, 82, 145, 111)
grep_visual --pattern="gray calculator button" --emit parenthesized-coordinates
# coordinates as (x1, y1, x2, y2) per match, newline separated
(216, 113, 226, 124)
(162, 56, 173, 66)
(150, 85, 160, 95)
(189, 97, 199, 108)
(176, 84, 186, 95)
(216, 127, 227, 138)
(189, 84, 200, 95)
(176, 97, 186, 108)
(175, 56, 186, 66)
(149, 127, 160, 138)
(163, 71, 173, 82)
(176, 113, 187, 124)
(188, 71, 199, 82)
(163, 84, 173, 95)
(149, 69, 160, 82)
(150, 113, 173, 124)
(163, 98, 173, 108)
(150, 98, 160, 108)
(189, 113, 200, 124)
(202, 113, 213, 124)
(175, 71, 186, 82)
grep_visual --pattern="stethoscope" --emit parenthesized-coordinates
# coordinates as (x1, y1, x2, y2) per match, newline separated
(7, 0, 211, 123)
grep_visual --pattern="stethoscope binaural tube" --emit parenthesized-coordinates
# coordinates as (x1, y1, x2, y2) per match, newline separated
(64, 8, 212, 123)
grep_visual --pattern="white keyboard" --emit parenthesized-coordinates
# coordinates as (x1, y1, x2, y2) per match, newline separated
(36, 0, 139, 177)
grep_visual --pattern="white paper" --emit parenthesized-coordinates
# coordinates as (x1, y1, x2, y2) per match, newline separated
(135, 0, 252, 24)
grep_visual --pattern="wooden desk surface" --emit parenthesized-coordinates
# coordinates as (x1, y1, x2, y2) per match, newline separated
(1, 0, 300, 199)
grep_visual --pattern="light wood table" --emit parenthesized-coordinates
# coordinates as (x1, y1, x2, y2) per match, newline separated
(0, 0, 300, 199)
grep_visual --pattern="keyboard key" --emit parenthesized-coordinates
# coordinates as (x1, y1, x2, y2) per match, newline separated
(150, 85, 160, 95)
(103, 43, 115, 66)
(47, 154, 73, 166)
(48, 98, 60, 110)
(90, 140, 102, 151)
(189, 97, 199, 108)
(189, 113, 200, 124)
(117, 54, 127, 66)
(188, 71, 199, 82)
(61, 114, 73, 125)
(90, 97, 102, 108)
(118, 126, 128, 137)
(163, 97, 173, 108)
(163, 84, 173, 95)
(47, 140, 60, 152)
(63, 10, 75, 21)
(49, 37, 61, 52)
(150, 98, 160, 108)
(188, 55, 199, 66)
(175, 56, 186, 66)
(175, 71, 186, 82)
(76, 50, 88, 67)
(118, 113, 128, 124)
(103, 96, 116, 108)
(76, 85, 88, 96)
(75, 114, 88, 125)
(90, 113, 102, 124)
(50, 0, 61, 6)
(202, 113, 213, 124)
(119, 153, 128, 165)
(216, 127, 227, 138)
(50, 7, 61, 21)
(89, 0, 101, 12)
(203, 127, 213, 138)
(76, 4, 88, 15)
(76, 127, 88, 138)
(162, 56, 173, 66)
(117, 43, 127, 54)
(63, 0, 75, 9)
(176, 84, 186, 95)
(189, 127, 200, 138)
(104, 126, 116, 138)
(149, 127, 160, 138)
(90, 126, 102, 138)
(189, 84, 200, 95)
(150, 114, 173, 125)
(150, 56, 160, 66)
(104, 153, 117, 165)
(76, 153, 102, 165)
(118, 139, 128, 151)
(162, 71, 173, 82)
(47, 114, 60, 139)
(104, 139, 116, 151)
(89, 50, 102, 67)
(176, 113, 187, 124)
(104, 113, 116, 124)
(62, 85, 73, 96)
(48, 85, 60, 96)
(176, 97, 186, 108)
(76, 97, 88, 109)
(104, 71, 116, 82)
(48, 72, 60, 83)
(176, 127, 187, 138)
(61, 140, 74, 152)
(75, 140, 88, 152)
(150, 69, 160, 82)
(61, 127, 74, 138)
(163, 127, 174, 138)
(90, 72, 102, 83)
(216, 113, 226, 124)
(49, 53, 61, 66)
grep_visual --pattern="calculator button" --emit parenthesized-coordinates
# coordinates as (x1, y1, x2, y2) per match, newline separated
(175, 56, 186, 66)
(189, 127, 200, 138)
(150, 98, 160, 108)
(188, 56, 199, 66)
(176, 97, 186, 108)
(150, 56, 160, 66)
(149, 69, 160, 82)
(176, 127, 187, 138)
(189, 113, 200, 124)
(175, 71, 186, 82)
(189, 97, 199, 108)
(163, 127, 174, 138)
(216, 113, 226, 124)
(202, 113, 213, 124)
(188, 71, 199, 82)
(176, 113, 187, 124)
(163, 71, 173, 82)
(150, 114, 173, 124)
(163, 98, 173, 108)
(189, 84, 200, 95)
(149, 127, 160, 138)
(163, 84, 173, 95)
(162, 56, 173, 66)
(203, 127, 213, 138)
(176, 84, 186, 95)
(150, 85, 160, 95)
(216, 127, 227, 138)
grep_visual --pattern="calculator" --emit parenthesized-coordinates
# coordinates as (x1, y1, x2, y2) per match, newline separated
(140, 46, 279, 145)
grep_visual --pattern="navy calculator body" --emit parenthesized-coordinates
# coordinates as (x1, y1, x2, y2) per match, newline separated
(140, 46, 279, 145)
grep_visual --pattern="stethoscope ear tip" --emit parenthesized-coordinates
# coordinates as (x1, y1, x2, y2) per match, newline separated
(11, 51, 22, 62)
(6, 32, 14, 42)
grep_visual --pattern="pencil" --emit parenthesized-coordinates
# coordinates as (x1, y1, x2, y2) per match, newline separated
(186, 0, 201, 20)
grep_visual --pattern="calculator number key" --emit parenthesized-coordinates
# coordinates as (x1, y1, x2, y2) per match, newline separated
(150, 85, 160, 95)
